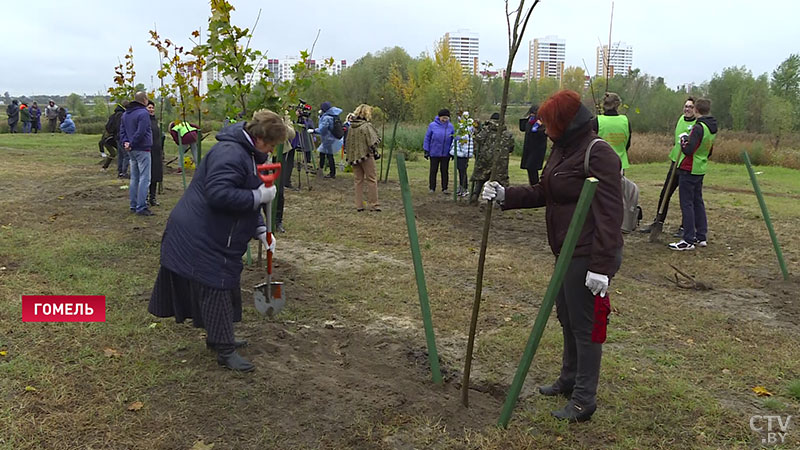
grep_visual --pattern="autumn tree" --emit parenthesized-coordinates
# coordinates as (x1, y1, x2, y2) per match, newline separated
(562, 66, 586, 93)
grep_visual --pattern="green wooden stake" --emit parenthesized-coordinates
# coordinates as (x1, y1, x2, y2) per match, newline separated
(245, 243, 252, 266)
(498, 177, 599, 428)
(396, 152, 443, 384)
(383, 121, 399, 183)
(742, 151, 789, 280)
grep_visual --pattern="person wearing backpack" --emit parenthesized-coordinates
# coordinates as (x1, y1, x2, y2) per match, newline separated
(308, 101, 343, 179)
(669, 98, 717, 251)
(481, 90, 623, 423)
(98, 103, 125, 172)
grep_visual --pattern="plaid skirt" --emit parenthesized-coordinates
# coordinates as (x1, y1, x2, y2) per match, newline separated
(148, 266, 242, 345)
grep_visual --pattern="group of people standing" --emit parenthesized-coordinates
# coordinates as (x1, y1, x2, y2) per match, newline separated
(5, 99, 71, 133)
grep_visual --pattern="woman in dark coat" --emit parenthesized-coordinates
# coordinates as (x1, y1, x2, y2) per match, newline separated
(146, 101, 163, 206)
(519, 104, 547, 185)
(148, 109, 287, 372)
(482, 90, 623, 423)
(6, 100, 19, 133)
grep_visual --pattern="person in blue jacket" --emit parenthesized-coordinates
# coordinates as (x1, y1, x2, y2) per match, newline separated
(148, 109, 287, 372)
(309, 101, 343, 179)
(59, 113, 76, 134)
(423, 109, 455, 193)
(119, 92, 153, 215)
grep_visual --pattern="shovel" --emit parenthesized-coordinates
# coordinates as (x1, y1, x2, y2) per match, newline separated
(253, 163, 285, 317)
(649, 162, 679, 242)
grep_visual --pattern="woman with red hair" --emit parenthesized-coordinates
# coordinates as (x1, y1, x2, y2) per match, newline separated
(482, 90, 624, 422)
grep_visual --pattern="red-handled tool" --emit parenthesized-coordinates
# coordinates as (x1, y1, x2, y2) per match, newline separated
(253, 163, 284, 316)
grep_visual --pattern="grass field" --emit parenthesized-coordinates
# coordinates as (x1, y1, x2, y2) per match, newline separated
(1, 133, 799, 449)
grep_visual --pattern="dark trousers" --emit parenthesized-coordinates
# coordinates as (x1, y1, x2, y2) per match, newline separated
(319, 153, 336, 177)
(48, 118, 57, 133)
(456, 157, 469, 191)
(283, 148, 296, 188)
(526, 168, 540, 186)
(9, 122, 17, 133)
(117, 142, 130, 176)
(99, 136, 117, 169)
(554, 253, 621, 408)
(429, 156, 449, 191)
(678, 170, 707, 242)
(654, 161, 679, 223)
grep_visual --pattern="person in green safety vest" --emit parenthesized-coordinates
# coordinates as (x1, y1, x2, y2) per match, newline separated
(169, 120, 200, 164)
(669, 98, 717, 251)
(640, 97, 697, 235)
(592, 92, 631, 171)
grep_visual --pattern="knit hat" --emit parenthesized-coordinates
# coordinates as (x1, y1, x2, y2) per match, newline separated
(438, 108, 450, 118)
(538, 90, 583, 140)
(602, 92, 621, 111)
(320, 101, 332, 112)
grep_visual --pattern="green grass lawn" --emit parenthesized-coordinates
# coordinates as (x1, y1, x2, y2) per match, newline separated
(2, 133, 800, 449)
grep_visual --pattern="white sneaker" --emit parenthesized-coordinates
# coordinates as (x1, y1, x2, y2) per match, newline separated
(668, 240, 695, 251)
(100, 152, 107, 158)
(695, 240, 707, 248)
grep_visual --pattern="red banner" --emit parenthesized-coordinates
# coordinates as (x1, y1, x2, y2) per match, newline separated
(21, 295, 106, 322)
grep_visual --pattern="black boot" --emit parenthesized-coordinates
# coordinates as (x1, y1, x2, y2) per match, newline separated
(207, 339, 248, 351)
(216, 349, 254, 372)
(538, 383, 573, 398)
(275, 222, 286, 233)
(551, 400, 596, 423)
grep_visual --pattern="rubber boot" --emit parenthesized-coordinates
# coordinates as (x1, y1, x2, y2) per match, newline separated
(538, 383, 573, 398)
(551, 400, 596, 423)
(216, 349, 254, 372)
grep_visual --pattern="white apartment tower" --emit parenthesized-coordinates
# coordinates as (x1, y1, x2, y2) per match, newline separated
(443, 30, 479, 75)
(596, 42, 633, 78)
(528, 35, 566, 81)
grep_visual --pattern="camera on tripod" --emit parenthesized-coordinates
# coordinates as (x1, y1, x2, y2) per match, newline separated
(296, 99, 313, 120)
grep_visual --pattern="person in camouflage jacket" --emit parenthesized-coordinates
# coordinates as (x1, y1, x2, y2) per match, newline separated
(469, 113, 514, 203)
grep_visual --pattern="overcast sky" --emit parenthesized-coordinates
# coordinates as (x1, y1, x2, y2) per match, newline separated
(2, 0, 798, 97)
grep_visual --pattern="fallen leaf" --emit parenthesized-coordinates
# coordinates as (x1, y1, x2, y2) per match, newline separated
(722, 369, 731, 375)
(57, 196, 64, 200)
(686, 339, 694, 345)
(148, 322, 158, 329)
(0, 350, 7, 356)
(191, 441, 215, 450)
(103, 348, 120, 358)
(120, 185, 129, 190)
(127, 401, 144, 411)
(504, 317, 512, 322)
(752, 386, 773, 397)
(25, 385, 37, 392)
(555, 436, 563, 442)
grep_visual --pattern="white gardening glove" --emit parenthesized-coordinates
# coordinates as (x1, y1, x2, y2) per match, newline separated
(585, 271, 609, 297)
(258, 232, 276, 253)
(307, 128, 315, 134)
(481, 181, 505, 203)
(257, 184, 277, 204)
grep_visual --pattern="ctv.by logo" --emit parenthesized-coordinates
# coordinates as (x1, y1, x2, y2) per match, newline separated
(750, 415, 792, 445)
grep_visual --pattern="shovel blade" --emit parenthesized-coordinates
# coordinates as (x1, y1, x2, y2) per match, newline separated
(253, 281, 285, 317)
(649, 221, 664, 242)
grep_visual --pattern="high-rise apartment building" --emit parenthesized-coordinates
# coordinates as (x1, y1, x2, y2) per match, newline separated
(443, 29, 479, 75)
(528, 35, 566, 81)
(596, 42, 633, 78)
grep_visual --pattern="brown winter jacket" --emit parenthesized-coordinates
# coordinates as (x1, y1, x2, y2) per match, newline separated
(502, 105, 624, 276)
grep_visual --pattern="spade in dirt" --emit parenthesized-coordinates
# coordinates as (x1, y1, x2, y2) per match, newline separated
(254, 163, 285, 317)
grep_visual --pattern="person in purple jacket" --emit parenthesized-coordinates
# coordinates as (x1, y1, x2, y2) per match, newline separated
(119, 92, 154, 216)
(423, 109, 455, 193)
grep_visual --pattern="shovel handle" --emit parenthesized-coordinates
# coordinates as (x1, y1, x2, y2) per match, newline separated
(257, 163, 282, 188)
